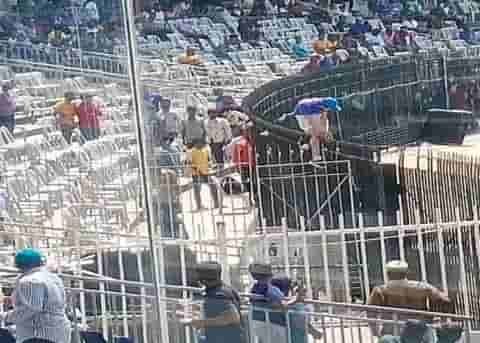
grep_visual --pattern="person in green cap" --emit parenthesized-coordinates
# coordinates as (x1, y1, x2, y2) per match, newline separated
(0, 248, 71, 343)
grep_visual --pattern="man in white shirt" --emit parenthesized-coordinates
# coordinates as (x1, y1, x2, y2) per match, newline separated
(159, 98, 180, 140)
(206, 110, 232, 169)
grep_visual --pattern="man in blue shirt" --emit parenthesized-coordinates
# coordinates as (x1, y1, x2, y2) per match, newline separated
(249, 263, 298, 343)
(189, 262, 244, 343)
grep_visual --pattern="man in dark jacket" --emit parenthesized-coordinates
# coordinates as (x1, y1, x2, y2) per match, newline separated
(188, 262, 244, 343)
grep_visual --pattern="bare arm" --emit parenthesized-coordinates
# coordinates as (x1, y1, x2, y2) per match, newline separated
(191, 306, 240, 328)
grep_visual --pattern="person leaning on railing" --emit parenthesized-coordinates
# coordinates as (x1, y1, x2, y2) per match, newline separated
(183, 261, 245, 343)
(367, 260, 451, 338)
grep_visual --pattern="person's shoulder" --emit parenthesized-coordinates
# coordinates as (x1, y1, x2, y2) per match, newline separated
(20, 270, 48, 284)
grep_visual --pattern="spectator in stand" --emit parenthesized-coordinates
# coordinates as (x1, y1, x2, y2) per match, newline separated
(0, 248, 71, 343)
(214, 89, 240, 113)
(47, 26, 66, 47)
(225, 110, 249, 137)
(313, 31, 337, 55)
(290, 36, 310, 59)
(339, 32, 358, 50)
(206, 109, 232, 170)
(178, 47, 202, 66)
(77, 92, 102, 141)
(367, 260, 451, 337)
(190, 139, 220, 210)
(383, 26, 397, 48)
(0, 83, 16, 134)
(159, 98, 180, 140)
(351, 18, 369, 35)
(231, 122, 256, 202)
(366, 28, 385, 47)
(450, 83, 468, 110)
(301, 54, 321, 74)
(83, 0, 100, 27)
(318, 53, 336, 71)
(187, 262, 245, 343)
(182, 105, 207, 149)
(54, 92, 79, 144)
(393, 26, 414, 49)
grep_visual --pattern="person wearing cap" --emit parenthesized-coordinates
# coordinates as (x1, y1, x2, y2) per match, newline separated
(249, 263, 298, 343)
(54, 92, 79, 144)
(367, 260, 451, 337)
(181, 105, 207, 149)
(0, 82, 16, 134)
(0, 248, 71, 343)
(186, 262, 244, 343)
(77, 92, 103, 141)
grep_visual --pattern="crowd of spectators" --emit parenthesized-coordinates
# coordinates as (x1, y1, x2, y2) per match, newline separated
(1, 0, 480, 69)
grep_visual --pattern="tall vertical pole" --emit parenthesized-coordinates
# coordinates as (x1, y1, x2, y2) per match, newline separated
(443, 55, 450, 109)
(120, 0, 168, 341)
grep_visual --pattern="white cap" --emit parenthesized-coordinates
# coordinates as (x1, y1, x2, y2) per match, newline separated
(385, 260, 408, 272)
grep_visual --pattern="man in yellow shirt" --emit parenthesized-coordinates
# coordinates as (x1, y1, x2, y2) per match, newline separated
(54, 92, 78, 144)
(190, 140, 220, 210)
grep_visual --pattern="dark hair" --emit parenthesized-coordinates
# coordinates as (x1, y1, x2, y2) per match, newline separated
(196, 261, 222, 282)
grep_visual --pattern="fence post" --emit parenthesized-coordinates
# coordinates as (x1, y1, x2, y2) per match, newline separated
(455, 208, 470, 320)
(320, 216, 332, 301)
(435, 208, 448, 294)
(281, 217, 291, 278)
(339, 214, 351, 303)
(415, 209, 427, 282)
(443, 54, 450, 109)
(217, 221, 231, 284)
(358, 213, 370, 297)
(300, 216, 312, 298)
(378, 211, 388, 283)
(396, 210, 406, 261)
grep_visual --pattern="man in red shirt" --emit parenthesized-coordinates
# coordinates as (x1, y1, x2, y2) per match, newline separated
(77, 93, 102, 141)
(231, 122, 256, 203)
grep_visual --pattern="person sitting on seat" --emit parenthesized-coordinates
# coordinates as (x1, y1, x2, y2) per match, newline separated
(178, 47, 202, 66)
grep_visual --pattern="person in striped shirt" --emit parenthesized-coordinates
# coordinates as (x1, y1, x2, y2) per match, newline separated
(1, 248, 71, 343)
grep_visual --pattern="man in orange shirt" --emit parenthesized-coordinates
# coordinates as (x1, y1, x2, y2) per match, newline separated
(178, 47, 202, 66)
(54, 92, 78, 144)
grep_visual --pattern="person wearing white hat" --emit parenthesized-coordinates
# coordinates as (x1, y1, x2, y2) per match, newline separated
(367, 260, 451, 337)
